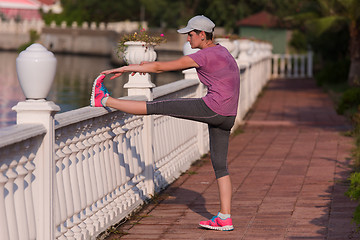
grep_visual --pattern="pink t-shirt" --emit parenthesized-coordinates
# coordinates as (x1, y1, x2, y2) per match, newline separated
(189, 44, 240, 116)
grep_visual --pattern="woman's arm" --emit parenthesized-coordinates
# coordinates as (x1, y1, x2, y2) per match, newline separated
(102, 55, 199, 79)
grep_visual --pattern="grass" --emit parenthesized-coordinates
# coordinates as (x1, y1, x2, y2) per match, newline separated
(187, 170, 198, 175)
(322, 81, 360, 231)
(232, 125, 244, 137)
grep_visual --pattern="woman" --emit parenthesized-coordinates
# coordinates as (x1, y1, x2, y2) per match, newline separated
(90, 15, 240, 231)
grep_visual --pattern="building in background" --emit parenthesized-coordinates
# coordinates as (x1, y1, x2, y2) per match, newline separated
(0, 0, 41, 20)
(37, 0, 62, 14)
(0, 0, 61, 21)
(237, 11, 291, 54)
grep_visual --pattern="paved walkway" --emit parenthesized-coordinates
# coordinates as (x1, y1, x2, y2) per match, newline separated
(104, 78, 359, 239)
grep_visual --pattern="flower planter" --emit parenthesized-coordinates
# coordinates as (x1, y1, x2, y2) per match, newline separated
(123, 41, 157, 65)
(123, 41, 156, 91)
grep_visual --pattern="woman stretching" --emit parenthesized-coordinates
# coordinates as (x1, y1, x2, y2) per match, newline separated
(90, 15, 240, 231)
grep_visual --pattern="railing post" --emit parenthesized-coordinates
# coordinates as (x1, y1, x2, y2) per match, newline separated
(12, 101, 60, 240)
(272, 54, 279, 79)
(12, 43, 59, 240)
(266, 44, 273, 80)
(237, 39, 253, 123)
(293, 54, 299, 78)
(182, 43, 208, 155)
(279, 54, 286, 78)
(300, 55, 306, 77)
(124, 73, 155, 197)
(183, 68, 208, 155)
(286, 54, 292, 78)
(307, 51, 313, 78)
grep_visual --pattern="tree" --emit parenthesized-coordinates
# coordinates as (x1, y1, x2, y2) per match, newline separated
(202, 0, 254, 32)
(289, 0, 360, 86)
(44, 0, 304, 34)
(140, 0, 202, 28)
(43, 0, 143, 25)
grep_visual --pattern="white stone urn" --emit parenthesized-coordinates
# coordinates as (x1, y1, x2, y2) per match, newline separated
(215, 38, 235, 54)
(182, 42, 200, 80)
(232, 40, 240, 58)
(123, 41, 157, 65)
(238, 39, 255, 62)
(183, 41, 200, 55)
(16, 43, 57, 99)
(123, 41, 157, 92)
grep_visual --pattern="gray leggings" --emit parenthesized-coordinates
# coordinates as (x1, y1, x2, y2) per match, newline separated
(146, 98, 235, 179)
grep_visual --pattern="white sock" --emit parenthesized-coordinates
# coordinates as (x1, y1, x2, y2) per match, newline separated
(101, 96, 109, 106)
(218, 212, 231, 220)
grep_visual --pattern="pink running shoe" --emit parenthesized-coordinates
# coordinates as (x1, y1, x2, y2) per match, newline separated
(199, 214, 234, 231)
(90, 74, 109, 107)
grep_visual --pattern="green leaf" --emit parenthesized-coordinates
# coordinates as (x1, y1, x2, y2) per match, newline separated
(305, 15, 345, 36)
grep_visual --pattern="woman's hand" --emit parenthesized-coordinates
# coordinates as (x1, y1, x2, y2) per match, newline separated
(101, 67, 126, 80)
(101, 63, 147, 79)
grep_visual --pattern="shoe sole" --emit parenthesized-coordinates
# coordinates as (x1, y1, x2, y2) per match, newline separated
(90, 74, 105, 107)
(199, 224, 234, 231)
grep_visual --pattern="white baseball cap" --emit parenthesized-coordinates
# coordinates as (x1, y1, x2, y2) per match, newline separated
(177, 15, 215, 34)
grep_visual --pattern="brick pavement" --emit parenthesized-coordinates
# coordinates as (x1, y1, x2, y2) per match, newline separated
(104, 78, 359, 240)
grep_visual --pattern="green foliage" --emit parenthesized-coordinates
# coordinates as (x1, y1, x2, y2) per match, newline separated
(232, 126, 244, 136)
(288, 1, 351, 62)
(311, 25, 349, 62)
(285, 0, 360, 88)
(42, 0, 143, 25)
(289, 30, 308, 53)
(347, 172, 360, 201)
(41, 0, 306, 33)
(42, 10, 67, 26)
(202, 0, 304, 33)
(18, 30, 40, 52)
(344, 107, 360, 231)
(337, 88, 360, 115)
(306, 15, 346, 36)
(203, 0, 253, 32)
(354, 109, 360, 141)
(140, 0, 192, 28)
(187, 171, 198, 175)
(315, 59, 350, 86)
(117, 28, 166, 54)
(346, 172, 360, 226)
(352, 108, 360, 162)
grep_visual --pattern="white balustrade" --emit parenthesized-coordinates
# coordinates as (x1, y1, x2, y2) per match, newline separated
(0, 19, 147, 35)
(0, 38, 305, 239)
(271, 51, 313, 79)
(0, 124, 46, 240)
(235, 39, 273, 124)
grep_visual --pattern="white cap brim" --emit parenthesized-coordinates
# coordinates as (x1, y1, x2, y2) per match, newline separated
(177, 27, 193, 34)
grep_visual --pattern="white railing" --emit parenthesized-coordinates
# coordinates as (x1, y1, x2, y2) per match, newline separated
(0, 124, 46, 240)
(271, 52, 313, 79)
(0, 18, 146, 34)
(0, 39, 279, 239)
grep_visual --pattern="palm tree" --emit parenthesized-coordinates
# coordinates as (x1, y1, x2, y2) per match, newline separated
(291, 0, 360, 86)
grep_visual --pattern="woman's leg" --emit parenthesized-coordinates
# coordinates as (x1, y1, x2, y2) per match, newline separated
(217, 175, 232, 214)
(208, 125, 233, 215)
(106, 97, 147, 115)
(146, 98, 219, 123)
(148, 99, 235, 215)
(106, 97, 216, 121)
(106, 96, 235, 229)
